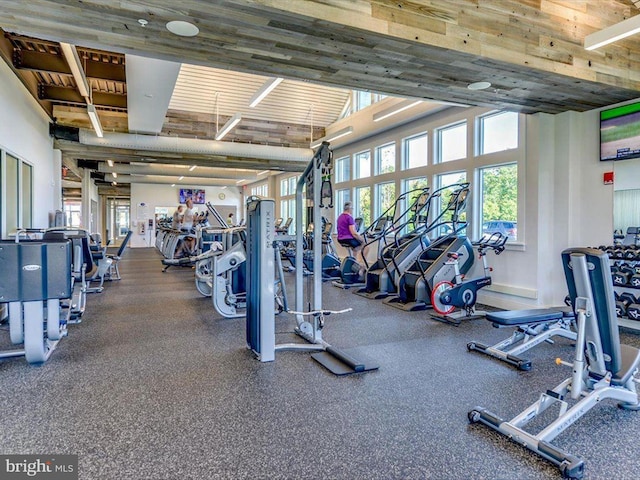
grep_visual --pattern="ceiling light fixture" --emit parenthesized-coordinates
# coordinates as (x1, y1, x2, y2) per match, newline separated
(257, 170, 270, 176)
(249, 77, 284, 108)
(236, 179, 245, 184)
(166, 20, 199, 37)
(467, 81, 492, 91)
(584, 14, 640, 50)
(112, 172, 117, 179)
(86, 104, 104, 138)
(310, 126, 354, 148)
(59, 42, 90, 99)
(171, 183, 175, 187)
(178, 176, 184, 180)
(215, 113, 242, 141)
(373, 99, 422, 122)
(221, 186, 227, 190)
(107, 160, 114, 167)
(189, 165, 197, 171)
(111, 181, 117, 186)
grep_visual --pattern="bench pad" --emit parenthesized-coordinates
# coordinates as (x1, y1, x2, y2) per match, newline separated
(486, 308, 569, 326)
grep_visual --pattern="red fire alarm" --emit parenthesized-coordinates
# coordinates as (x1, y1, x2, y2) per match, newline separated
(604, 171, 614, 185)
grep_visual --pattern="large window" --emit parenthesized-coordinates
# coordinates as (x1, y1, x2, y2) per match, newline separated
(376, 182, 395, 218)
(437, 121, 467, 163)
(251, 183, 268, 197)
(22, 162, 32, 229)
(403, 177, 429, 209)
(279, 175, 300, 232)
(2, 152, 32, 238)
(280, 177, 289, 197)
(375, 143, 395, 175)
(436, 171, 467, 235)
(355, 90, 372, 111)
(403, 133, 428, 170)
(478, 111, 518, 155)
(280, 176, 298, 197)
(354, 186, 371, 227)
(354, 151, 371, 179)
(479, 163, 518, 240)
(352, 91, 386, 113)
(5, 153, 19, 235)
(335, 156, 350, 183)
(335, 189, 351, 222)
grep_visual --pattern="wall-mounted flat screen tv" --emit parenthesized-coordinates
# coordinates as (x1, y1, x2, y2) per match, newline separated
(601, 102, 640, 161)
(179, 188, 206, 204)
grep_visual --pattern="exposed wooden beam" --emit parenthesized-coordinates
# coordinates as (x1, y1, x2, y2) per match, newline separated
(39, 84, 127, 109)
(12, 48, 70, 74)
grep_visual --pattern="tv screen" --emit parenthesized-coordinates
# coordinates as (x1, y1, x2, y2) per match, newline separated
(601, 102, 640, 161)
(179, 188, 205, 204)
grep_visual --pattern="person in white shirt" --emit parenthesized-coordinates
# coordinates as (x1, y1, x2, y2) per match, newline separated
(181, 198, 196, 231)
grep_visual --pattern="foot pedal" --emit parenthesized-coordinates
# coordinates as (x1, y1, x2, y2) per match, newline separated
(311, 347, 379, 376)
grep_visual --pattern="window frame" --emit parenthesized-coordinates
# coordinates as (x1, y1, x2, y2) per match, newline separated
(374, 142, 396, 176)
(375, 181, 396, 219)
(1, 149, 33, 238)
(402, 132, 428, 170)
(435, 120, 467, 164)
(477, 162, 518, 242)
(335, 155, 350, 183)
(476, 111, 519, 156)
(354, 150, 371, 180)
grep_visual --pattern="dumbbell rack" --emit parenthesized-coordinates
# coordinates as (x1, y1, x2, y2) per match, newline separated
(599, 245, 640, 332)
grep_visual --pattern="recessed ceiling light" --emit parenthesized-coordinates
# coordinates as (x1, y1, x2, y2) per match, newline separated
(171, 184, 175, 187)
(166, 20, 199, 37)
(178, 176, 184, 180)
(467, 81, 492, 91)
(138, 19, 148, 27)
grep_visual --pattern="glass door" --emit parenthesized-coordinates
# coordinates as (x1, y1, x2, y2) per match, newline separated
(106, 197, 130, 246)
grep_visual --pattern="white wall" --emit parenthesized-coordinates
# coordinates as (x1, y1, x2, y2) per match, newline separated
(0, 57, 56, 231)
(129, 183, 242, 247)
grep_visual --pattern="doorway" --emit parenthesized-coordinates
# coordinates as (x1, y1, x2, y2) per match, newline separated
(106, 197, 130, 246)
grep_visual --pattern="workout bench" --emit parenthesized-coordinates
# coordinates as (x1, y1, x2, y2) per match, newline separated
(467, 308, 576, 370)
(470, 247, 640, 479)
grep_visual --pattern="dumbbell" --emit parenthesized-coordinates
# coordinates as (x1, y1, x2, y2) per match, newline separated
(630, 272, 640, 288)
(616, 292, 637, 317)
(627, 301, 640, 321)
(613, 265, 635, 285)
(625, 248, 640, 260)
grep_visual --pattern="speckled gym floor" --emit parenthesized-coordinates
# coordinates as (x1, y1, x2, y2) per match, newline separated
(0, 247, 639, 480)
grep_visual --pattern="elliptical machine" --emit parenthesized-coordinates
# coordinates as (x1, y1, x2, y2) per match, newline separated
(430, 232, 507, 324)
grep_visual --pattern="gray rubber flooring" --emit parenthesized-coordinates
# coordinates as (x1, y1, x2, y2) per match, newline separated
(1, 247, 640, 479)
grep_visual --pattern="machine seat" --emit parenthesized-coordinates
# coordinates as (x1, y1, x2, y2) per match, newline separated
(611, 344, 640, 386)
(486, 308, 568, 327)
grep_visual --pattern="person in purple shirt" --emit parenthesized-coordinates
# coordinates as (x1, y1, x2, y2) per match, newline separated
(336, 201, 368, 277)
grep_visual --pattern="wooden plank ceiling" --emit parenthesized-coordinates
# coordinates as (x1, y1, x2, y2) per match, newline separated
(2, 0, 640, 189)
(1, 0, 639, 113)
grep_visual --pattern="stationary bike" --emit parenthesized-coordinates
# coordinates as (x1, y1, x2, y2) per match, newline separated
(430, 232, 507, 324)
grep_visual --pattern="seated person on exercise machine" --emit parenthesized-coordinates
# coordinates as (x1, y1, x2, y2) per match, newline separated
(337, 202, 368, 277)
(178, 198, 197, 256)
